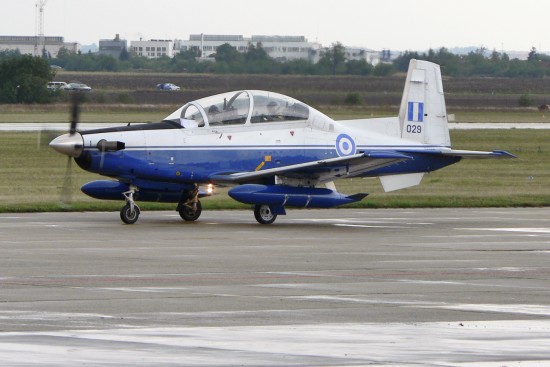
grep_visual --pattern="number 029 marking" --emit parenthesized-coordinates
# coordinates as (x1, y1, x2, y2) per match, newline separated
(406, 124, 422, 134)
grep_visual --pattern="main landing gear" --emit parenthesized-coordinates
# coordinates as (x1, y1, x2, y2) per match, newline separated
(177, 186, 202, 222)
(253, 204, 277, 225)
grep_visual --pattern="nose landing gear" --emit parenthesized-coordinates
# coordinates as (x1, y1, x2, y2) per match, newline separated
(120, 185, 140, 224)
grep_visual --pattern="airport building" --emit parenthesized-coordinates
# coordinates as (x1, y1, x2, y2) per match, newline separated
(98, 34, 127, 58)
(130, 39, 174, 58)
(344, 46, 382, 65)
(0, 35, 79, 57)
(174, 34, 322, 62)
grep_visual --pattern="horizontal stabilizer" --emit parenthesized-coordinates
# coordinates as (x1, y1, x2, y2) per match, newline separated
(347, 193, 369, 201)
(440, 149, 517, 159)
(396, 148, 517, 159)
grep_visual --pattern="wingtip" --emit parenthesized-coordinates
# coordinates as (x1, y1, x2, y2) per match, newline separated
(492, 150, 517, 159)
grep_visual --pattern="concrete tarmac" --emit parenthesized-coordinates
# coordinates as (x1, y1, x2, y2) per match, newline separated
(1, 208, 550, 366)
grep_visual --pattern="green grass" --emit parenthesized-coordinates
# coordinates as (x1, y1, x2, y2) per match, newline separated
(3, 103, 549, 124)
(324, 106, 550, 123)
(451, 109, 550, 123)
(0, 128, 547, 212)
(0, 104, 171, 124)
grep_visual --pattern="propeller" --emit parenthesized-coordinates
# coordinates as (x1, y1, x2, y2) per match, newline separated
(59, 92, 84, 206)
(69, 93, 79, 135)
(60, 153, 73, 205)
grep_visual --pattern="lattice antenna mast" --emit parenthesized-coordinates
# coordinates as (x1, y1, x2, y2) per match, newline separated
(35, 0, 48, 57)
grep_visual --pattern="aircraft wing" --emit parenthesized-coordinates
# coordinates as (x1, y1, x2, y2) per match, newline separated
(209, 151, 411, 184)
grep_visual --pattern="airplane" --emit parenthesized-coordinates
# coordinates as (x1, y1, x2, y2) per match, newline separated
(49, 59, 515, 225)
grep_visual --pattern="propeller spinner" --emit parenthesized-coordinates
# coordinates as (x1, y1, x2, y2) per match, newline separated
(49, 132, 83, 157)
(49, 92, 84, 158)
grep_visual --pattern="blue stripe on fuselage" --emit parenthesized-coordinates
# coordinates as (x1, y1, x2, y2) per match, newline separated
(82, 146, 461, 183)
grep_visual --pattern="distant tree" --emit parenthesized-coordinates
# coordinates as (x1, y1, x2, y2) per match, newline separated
(245, 42, 269, 62)
(280, 58, 315, 74)
(214, 43, 242, 65)
(345, 59, 373, 75)
(319, 42, 346, 75)
(372, 62, 394, 76)
(244, 42, 279, 73)
(0, 49, 22, 63)
(183, 46, 201, 59)
(527, 47, 538, 61)
(0, 55, 54, 103)
(392, 50, 421, 72)
(119, 47, 130, 61)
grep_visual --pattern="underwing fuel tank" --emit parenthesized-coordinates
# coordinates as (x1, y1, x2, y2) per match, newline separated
(81, 180, 197, 203)
(228, 184, 367, 208)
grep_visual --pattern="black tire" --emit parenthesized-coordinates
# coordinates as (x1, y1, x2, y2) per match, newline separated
(253, 204, 277, 224)
(179, 200, 202, 221)
(120, 204, 140, 224)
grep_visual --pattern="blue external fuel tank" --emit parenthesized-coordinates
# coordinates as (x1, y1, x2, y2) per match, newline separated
(228, 184, 367, 208)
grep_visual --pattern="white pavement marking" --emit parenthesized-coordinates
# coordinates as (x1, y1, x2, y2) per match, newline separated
(0, 321, 549, 366)
(461, 227, 550, 234)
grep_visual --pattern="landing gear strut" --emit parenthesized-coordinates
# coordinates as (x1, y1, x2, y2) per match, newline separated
(120, 185, 140, 224)
(177, 185, 202, 221)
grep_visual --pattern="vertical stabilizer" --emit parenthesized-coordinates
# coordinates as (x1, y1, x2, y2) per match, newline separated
(398, 59, 450, 146)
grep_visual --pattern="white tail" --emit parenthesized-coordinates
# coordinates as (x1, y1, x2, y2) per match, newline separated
(398, 59, 450, 146)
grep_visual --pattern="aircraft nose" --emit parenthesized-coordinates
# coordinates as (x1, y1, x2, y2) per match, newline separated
(49, 133, 84, 157)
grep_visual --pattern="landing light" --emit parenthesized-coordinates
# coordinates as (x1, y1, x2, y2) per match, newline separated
(206, 183, 214, 194)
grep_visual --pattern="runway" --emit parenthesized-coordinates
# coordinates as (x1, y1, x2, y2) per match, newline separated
(1, 208, 550, 366)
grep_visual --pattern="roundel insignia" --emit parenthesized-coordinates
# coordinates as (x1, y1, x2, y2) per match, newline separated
(335, 133, 356, 156)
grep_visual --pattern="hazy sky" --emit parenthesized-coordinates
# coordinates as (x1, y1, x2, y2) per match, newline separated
(1, 0, 548, 52)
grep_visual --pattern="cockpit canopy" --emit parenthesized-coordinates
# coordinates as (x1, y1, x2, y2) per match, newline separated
(163, 90, 325, 128)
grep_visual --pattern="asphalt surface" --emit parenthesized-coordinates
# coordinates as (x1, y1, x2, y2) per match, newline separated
(1, 208, 550, 366)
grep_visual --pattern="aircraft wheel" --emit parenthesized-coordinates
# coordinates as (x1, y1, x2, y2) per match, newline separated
(254, 204, 277, 225)
(120, 204, 140, 224)
(179, 200, 202, 221)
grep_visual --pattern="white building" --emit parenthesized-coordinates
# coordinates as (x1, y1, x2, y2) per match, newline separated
(343, 46, 381, 65)
(0, 35, 79, 57)
(175, 34, 322, 62)
(130, 39, 173, 58)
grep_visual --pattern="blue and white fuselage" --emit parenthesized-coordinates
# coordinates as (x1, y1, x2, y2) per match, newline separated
(49, 60, 514, 224)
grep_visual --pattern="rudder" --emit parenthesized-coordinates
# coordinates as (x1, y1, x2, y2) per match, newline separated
(398, 59, 450, 146)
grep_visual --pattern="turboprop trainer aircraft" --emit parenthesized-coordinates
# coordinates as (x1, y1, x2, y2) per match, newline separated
(50, 60, 515, 224)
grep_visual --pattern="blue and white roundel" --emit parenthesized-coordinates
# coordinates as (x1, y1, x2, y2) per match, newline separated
(335, 133, 356, 157)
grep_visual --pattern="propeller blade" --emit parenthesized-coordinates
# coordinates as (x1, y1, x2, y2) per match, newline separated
(37, 129, 58, 150)
(69, 92, 83, 135)
(59, 93, 84, 206)
(60, 156, 73, 205)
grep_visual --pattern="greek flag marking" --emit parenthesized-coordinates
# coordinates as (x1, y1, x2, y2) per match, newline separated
(407, 102, 424, 122)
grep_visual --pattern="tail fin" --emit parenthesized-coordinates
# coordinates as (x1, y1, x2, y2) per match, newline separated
(398, 59, 450, 146)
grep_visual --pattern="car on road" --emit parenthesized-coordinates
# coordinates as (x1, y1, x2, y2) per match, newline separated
(66, 82, 92, 92)
(157, 83, 181, 91)
(47, 81, 69, 90)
